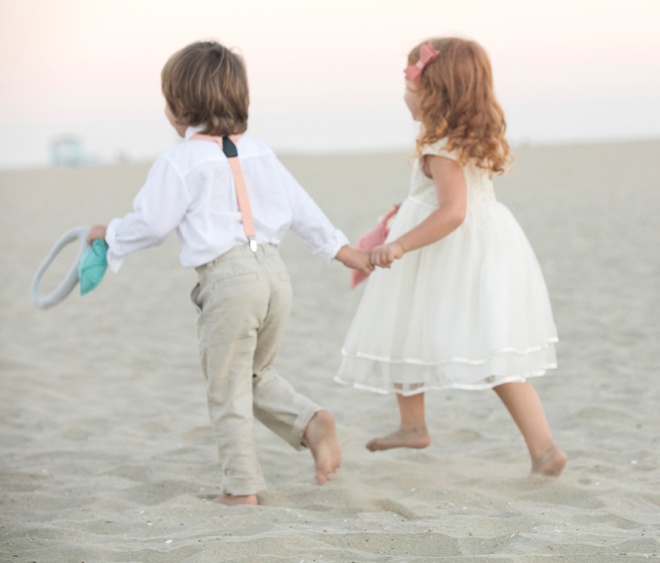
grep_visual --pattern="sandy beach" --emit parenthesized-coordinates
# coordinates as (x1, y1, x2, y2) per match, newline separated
(1, 140, 659, 562)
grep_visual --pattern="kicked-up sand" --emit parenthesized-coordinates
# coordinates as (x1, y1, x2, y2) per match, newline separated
(1, 140, 659, 561)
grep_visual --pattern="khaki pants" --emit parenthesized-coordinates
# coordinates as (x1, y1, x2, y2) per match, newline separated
(191, 244, 320, 495)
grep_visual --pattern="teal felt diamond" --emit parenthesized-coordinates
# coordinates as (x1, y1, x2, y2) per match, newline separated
(78, 238, 108, 295)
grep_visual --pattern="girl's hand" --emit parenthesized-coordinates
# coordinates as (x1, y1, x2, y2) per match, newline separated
(370, 241, 405, 268)
(86, 225, 107, 245)
(336, 245, 374, 275)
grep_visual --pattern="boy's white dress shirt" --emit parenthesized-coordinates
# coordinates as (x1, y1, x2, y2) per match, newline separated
(105, 126, 348, 272)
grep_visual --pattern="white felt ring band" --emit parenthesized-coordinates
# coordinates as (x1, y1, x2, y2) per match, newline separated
(32, 226, 90, 310)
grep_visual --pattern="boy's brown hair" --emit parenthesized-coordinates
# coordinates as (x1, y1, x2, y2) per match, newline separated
(162, 41, 249, 136)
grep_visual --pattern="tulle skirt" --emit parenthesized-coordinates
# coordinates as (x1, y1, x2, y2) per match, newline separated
(336, 196, 558, 395)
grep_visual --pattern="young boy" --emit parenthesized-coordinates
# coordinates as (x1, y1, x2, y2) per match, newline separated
(87, 41, 371, 505)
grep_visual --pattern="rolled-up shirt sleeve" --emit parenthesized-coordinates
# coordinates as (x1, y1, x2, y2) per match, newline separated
(277, 161, 348, 262)
(105, 155, 190, 272)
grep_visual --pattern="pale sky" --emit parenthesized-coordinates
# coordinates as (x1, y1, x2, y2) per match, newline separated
(1, 0, 659, 168)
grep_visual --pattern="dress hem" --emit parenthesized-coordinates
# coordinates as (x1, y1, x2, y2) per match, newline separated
(334, 366, 558, 396)
(340, 337, 558, 367)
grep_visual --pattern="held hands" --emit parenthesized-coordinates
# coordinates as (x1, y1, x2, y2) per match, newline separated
(335, 241, 405, 276)
(336, 245, 373, 275)
(369, 241, 405, 268)
(86, 225, 107, 246)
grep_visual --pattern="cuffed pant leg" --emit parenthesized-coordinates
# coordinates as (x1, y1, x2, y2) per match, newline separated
(253, 367, 320, 450)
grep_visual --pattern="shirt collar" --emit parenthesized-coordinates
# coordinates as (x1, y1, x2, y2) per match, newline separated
(184, 124, 207, 140)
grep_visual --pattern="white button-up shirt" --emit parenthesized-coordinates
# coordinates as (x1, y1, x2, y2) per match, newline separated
(105, 126, 348, 272)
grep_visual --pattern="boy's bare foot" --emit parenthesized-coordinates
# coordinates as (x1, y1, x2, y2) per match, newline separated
(216, 494, 258, 506)
(531, 445, 567, 477)
(303, 410, 341, 485)
(366, 427, 431, 452)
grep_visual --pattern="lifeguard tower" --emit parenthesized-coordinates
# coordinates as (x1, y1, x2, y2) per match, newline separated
(51, 136, 85, 166)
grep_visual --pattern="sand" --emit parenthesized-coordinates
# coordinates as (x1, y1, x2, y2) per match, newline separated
(1, 140, 659, 562)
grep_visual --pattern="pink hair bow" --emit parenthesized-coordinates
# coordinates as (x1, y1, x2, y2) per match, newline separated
(404, 42, 440, 85)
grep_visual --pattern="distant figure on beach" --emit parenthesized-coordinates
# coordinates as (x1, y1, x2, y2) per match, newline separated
(337, 37, 566, 478)
(86, 41, 372, 505)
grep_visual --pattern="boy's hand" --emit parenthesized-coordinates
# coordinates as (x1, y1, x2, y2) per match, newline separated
(87, 225, 107, 245)
(369, 241, 405, 268)
(336, 245, 373, 275)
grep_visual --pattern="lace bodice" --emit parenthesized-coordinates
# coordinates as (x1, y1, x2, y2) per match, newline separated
(408, 139, 496, 209)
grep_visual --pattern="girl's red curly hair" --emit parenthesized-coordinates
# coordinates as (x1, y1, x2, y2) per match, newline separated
(409, 37, 511, 175)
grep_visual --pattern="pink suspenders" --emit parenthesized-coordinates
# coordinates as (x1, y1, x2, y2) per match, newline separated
(191, 133, 258, 253)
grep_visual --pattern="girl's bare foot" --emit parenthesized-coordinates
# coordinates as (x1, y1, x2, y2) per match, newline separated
(531, 445, 567, 477)
(303, 410, 342, 485)
(216, 494, 258, 506)
(366, 427, 431, 452)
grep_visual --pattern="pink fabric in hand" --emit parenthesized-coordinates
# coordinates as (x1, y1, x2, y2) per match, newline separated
(351, 205, 399, 288)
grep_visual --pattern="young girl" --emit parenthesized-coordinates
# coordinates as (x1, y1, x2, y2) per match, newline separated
(337, 37, 566, 477)
(87, 41, 372, 505)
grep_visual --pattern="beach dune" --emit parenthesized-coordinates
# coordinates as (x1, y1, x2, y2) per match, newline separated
(1, 141, 659, 561)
